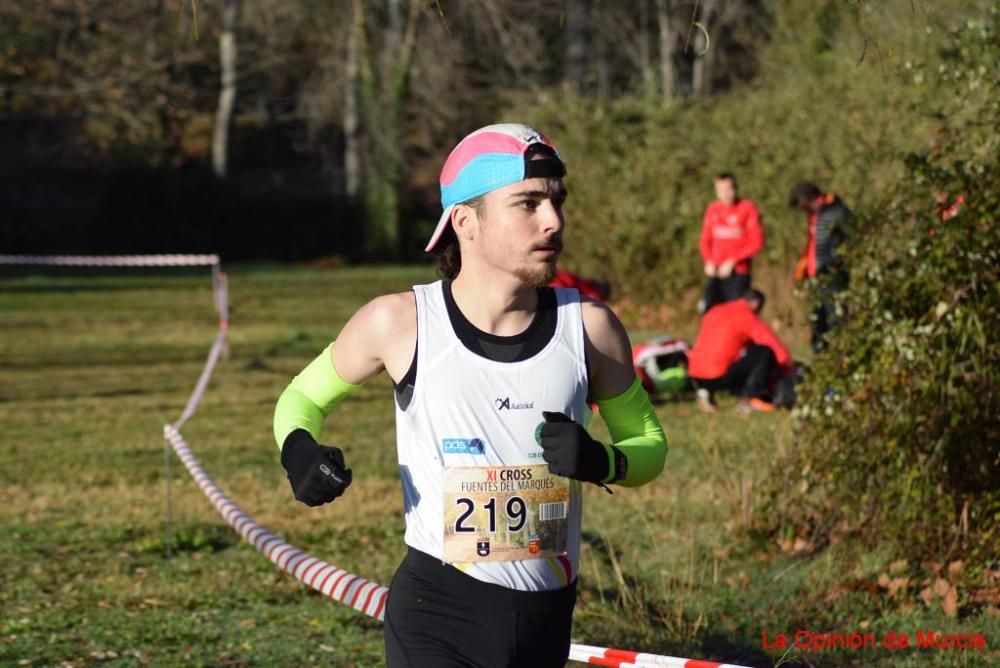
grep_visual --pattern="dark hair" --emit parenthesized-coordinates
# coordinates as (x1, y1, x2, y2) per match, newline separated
(716, 171, 736, 183)
(433, 195, 486, 280)
(788, 181, 822, 209)
(743, 287, 766, 311)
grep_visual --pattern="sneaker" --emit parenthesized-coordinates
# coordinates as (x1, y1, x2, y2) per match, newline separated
(696, 388, 717, 413)
(736, 397, 776, 413)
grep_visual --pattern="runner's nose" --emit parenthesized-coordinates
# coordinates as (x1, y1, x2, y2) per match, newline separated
(538, 200, 564, 236)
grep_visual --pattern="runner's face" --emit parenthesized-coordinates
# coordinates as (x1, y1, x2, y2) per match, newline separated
(714, 178, 736, 205)
(477, 177, 566, 287)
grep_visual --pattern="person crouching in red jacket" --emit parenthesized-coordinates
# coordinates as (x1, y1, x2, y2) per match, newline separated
(688, 289, 792, 413)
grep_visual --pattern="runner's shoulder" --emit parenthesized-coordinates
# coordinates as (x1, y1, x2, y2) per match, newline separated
(579, 296, 630, 352)
(355, 291, 416, 336)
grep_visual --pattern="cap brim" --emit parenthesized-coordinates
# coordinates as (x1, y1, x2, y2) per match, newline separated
(424, 204, 455, 252)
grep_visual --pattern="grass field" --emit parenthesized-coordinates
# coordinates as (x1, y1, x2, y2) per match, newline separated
(1, 265, 995, 667)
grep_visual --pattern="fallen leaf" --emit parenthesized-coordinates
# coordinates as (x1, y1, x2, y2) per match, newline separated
(942, 587, 958, 617)
(948, 560, 964, 579)
(888, 577, 910, 598)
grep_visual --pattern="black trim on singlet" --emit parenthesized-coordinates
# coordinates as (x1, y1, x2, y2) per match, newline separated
(393, 281, 558, 410)
(443, 280, 557, 363)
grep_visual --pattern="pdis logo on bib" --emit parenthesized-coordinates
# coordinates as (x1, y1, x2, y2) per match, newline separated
(441, 438, 487, 455)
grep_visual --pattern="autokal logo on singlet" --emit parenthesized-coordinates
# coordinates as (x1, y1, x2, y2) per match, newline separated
(495, 396, 534, 411)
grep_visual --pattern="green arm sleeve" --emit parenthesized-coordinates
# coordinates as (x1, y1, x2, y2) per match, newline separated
(594, 376, 668, 487)
(272, 343, 362, 449)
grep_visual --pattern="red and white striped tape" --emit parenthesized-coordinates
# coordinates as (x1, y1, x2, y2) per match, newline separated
(569, 644, 749, 667)
(163, 424, 390, 620)
(0, 253, 220, 266)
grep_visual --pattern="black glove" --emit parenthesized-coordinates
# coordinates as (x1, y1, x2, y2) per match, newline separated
(280, 429, 353, 507)
(539, 411, 611, 483)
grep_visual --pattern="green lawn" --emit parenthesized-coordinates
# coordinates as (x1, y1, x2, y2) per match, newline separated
(1, 265, 995, 667)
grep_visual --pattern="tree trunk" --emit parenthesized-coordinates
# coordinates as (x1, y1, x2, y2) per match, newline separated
(564, 0, 587, 92)
(638, 0, 656, 96)
(343, 9, 360, 197)
(354, 0, 421, 258)
(655, 0, 677, 100)
(594, 14, 609, 98)
(212, 0, 238, 178)
(691, 0, 718, 96)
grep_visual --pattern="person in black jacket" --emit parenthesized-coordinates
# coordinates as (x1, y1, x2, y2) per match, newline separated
(789, 181, 852, 351)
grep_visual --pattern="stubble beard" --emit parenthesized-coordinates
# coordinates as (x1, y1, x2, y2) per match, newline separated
(514, 260, 557, 288)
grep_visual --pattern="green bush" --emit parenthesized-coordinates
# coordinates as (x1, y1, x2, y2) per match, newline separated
(762, 9, 998, 582)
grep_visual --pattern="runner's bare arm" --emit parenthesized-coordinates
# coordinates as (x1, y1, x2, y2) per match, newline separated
(271, 292, 416, 506)
(332, 291, 417, 385)
(581, 299, 637, 399)
(580, 298, 668, 487)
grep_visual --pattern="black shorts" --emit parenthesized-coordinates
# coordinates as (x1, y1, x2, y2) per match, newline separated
(384, 547, 577, 668)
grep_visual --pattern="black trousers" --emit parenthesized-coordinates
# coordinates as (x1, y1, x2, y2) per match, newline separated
(702, 273, 751, 313)
(810, 272, 848, 352)
(690, 344, 777, 399)
(384, 548, 577, 668)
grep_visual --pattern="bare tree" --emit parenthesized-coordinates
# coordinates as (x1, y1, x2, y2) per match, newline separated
(639, 0, 657, 95)
(212, 0, 239, 178)
(343, 7, 360, 196)
(656, 0, 678, 99)
(353, 0, 422, 256)
(564, 0, 587, 91)
(691, 0, 719, 95)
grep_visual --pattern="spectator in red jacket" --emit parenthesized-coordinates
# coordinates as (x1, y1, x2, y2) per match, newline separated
(698, 172, 764, 314)
(549, 269, 611, 301)
(688, 289, 791, 413)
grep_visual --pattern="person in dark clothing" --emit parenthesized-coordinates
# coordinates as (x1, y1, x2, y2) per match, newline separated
(789, 181, 852, 351)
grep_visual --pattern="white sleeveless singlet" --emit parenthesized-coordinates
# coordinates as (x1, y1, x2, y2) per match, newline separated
(394, 280, 589, 591)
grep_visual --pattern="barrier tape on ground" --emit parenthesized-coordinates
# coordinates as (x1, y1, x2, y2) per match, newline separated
(163, 424, 391, 619)
(569, 644, 748, 667)
(13, 254, 745, 667)
(0, 253, 220, 266)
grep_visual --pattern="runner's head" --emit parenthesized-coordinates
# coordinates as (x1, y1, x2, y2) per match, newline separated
(714, 172, 738, 205)
(427, 124, 567, 286)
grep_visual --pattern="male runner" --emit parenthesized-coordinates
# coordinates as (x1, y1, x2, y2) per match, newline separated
(273, 124, 668, 667)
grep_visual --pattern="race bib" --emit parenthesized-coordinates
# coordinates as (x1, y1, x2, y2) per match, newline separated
(442, 464, 570, 563)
